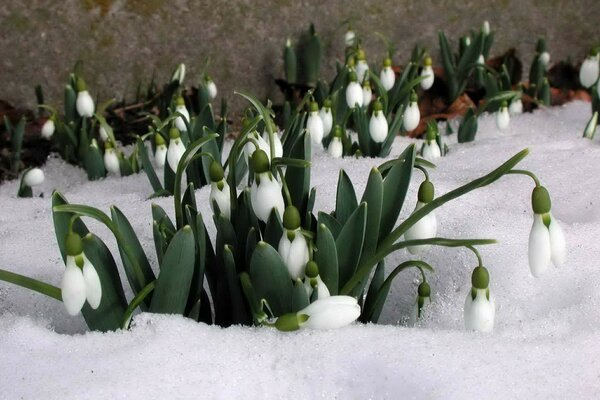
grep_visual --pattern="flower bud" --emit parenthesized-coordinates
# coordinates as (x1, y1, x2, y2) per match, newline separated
(319, 100, 333, 138)
(346, 72, 363, 108)
(23, 168, 45, 187)
(403, 92, 420, 132)
(420, 56, 434, 90)
(41, 118, 55, 139)
(496, 101, 510, 131)
(369, 101, 388, 143)
(296, 296, 360, 330)
(306, 102, 324, 144)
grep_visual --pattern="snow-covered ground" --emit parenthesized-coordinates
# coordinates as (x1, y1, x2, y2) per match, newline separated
(1, 101, 599, 399)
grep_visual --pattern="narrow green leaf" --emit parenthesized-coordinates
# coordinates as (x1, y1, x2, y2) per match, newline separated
(317, 211, 342, 239)
(223, 245, 250, 324)
(137, 138, 163, 193)
(314, 223, 339, 295)
(0, 268, 61, 301)
(336, 203, 367, 289)
(361, 260, 386, 322)
(335, 169, 358, 225)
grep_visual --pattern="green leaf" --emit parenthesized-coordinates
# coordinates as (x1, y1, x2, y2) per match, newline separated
(284, 131, 311, 216)
(264, 209, 284, 249)
(317, 211, 342, 239)
(359, 168, 383, 266)
(336, 203, 367, 289)
(223, 245, 250, 324)
(334, 169, 358, 225)
(352, 106, 373, 156)
(121, 281, 156, 329)
(0, 268, 61, 302)
(314, 223, 339, 295)
(84, 144, 105, 180)
(378, 145, 415, 241)
(150, 226, 195, 314)
(137, 138, 163, 193)
(249, 241, 294, 317)
(361, 260, 386, 323)
(291, 279, 309, 312)
(457, 108, 478, 143)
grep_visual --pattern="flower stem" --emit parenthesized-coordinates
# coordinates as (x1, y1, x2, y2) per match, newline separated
(506, 169, 541, 186)
(466, 245, 484, 266)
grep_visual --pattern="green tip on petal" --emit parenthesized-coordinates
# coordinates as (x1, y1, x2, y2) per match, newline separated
(309, 101, 319, 112)
(348, 71, 358, 82)
(104, 141, 114, 150)
(76, 78, 87, 92)
(347, 57, 356, 68)
(418, 281, 431, 297)
(425, 122, 437, 141)
(155, 134, 166, 146)
(251, 149, 270, 173)
(333, 125, 343, 138)
(471, 266, 490, 290)
(305, 261, 319, 278)
(501, 101, 508, 108)
(66, 232, 83, 256)
(169, 127, 181, 140)
(283, 205, 301, 230)
(357, 48, 366, 60)
(323, 99, 332, 108)
(274, 313, 301, 331)
(410, 91, 418, 103)
(176, 96, 185, 106)
(590, 48, 599, 57)
(209, 161, 224, 182)
(423, 56, 432, 67)
(418, 180, 434, 203)
(373, 100, 383, 112)
(383, 57, 392, 67)
(532, 185, 551, 214)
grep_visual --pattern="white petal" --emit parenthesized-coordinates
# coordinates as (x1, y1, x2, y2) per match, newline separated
(104, 149, 120, 175)
(508, 99, 523, 115)
(403, 102, 420, 131)
(369, 112, 388, 143)
(99, 125, 109, 142)
(580, 57, 599, 88)
(405, 203, 436, 254)
(464, 289, 495, 332)
(528, 214, 552, 277)
(344, 31, 355, 47)
(76, 91, 95, 118)
(61, 258, 86, 316)
(306, 112, 324, 144)
(209, 182, 231, 220)
(355, 60, 369, 83)
(23, 168, 45, 187)
(299, 296, 360, 329)
(175, 105, 190, 132)
(420, 66, 434, 90)
(154, 144, 167, 168)
(346, 82, 363, 108)
(167, 139, 186, 172)
(380, 67, 395, 91)
(82, 256, 102, 309)
(41, 120, 55, 139)
(496, 108, 510, 131)
(319, 108, 333, 138)
(263, 132, 283, 158)
(315, 276, 331, 299)
(362, 87, 372, 107)
(430, 141, 441, 158)
(250, 173, 285, 223)
(328, 138, 343, 158)
(278, 231, 309, 280)
(207, 81, 218, 100)
(548, 215, 566, 267)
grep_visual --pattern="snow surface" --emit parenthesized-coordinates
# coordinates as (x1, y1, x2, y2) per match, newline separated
(1, 101, 600, 399)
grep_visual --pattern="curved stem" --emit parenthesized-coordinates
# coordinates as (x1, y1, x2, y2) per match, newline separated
(466, 245, 483, 267)
(121, 280, 156, 329)
(414, 164, 429, 181)
(506, 169, 541, 186)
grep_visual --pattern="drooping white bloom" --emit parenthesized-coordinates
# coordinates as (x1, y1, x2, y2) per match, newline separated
(244, 131, 271, 161)
(306, 102, 324, 145)
(408, 282, 431, 326)
(346, 71, 363, 108)
(167, 128, 186, 172)
(209, 181, 231, 220)
(304, 275, 331, 300)
(103, 146, 120, 175)
(403, 93, 420, 132)
(23, 168, 45, 187)
(420, 56, 435, 90)
(380, 58, 395, 91)
(278, 229, 310, 280)
(355, 49, 369, 83)
(362, 82, 372, 107)
(464, 288, 495, 332)
(421, 141, 441, 161)
(155, 145, 167, 169)
(82, 255, 102, 309)
(171, 63, 186, 84)
(174, 97, 190, 132)
(405, 180, 436, 254)
(369, 101, 388, 143)
(477, 54, 485, 65)
(539, 52, 550, 68)
(76, 90, 95, 118)
(99, 125, 109, 142)
(328, 138, 343, 158)
(319, 101, 333, 138)
(496, 103, 510, 131)
(205, 78, 218, 100)
(249, 150, 285, 223)
(482, 20, 490, 35)
(298, 296, 361, 330)
(262, 130, 283, 159)
(344, 29, 356, 47)
(61, 256, 87, 316)
(41, 118, 55, 139)
(509, 98, 523, 115)
(580, 54, 600, 88)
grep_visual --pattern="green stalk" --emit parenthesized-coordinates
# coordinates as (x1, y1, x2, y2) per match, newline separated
(0, 268, 62, 301)
(121, 280, 156, 329)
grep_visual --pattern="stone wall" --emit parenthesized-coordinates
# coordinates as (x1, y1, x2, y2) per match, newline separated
(1, 0, 599, 116)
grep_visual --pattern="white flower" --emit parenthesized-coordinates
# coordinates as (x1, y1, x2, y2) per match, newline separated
(41, 118, 55, 139)
(580, 54, 600, 88)
(408, 281, 431, 325)
(262, 130, 283, 159)
(404, 202, 437, 254)
(209, 181, 231, 220)
(355, 49, 369, 83)
(369, 103, 388, 143)
(482, 20, 490, 35)
(362, 82, 372, 107)
(174, 98, 190, 132)
(328, 136, 343, 158)
(420, 56, 435, 90)
(477, 54, 485, 65)
(346, 72, 363, 108)
(104, 147, 120, 175)
(244, 131, 271, 161)
(171, 63, 186, 84)
(319, 102, 333, 138)
(155, 144, 167, 168)
(304, 275, 331, 300)
(422, 141, 441, 161)
(61, 256, 87, 316)
(380, 58, 395, 91)
(82, 255, 102, 309)
(76, 90, 95, 118)
(509, 98, 523, 115)
(23, 168, 44, 187)
(403, 95, 420, 132)
(298, 296, 361, 329)
(99, 125, 109, 142)
(251, 173, 284, 223)
(345, 30, 356, 47)
(539, 51, 550, 67)
(464, 288, 495, 332)
(496, 103, 510, 131)
(306, 102, 324, 145)
(206, 79, 218, 100)
(278, 229, 310, 280)
(167, 128, 186, 172)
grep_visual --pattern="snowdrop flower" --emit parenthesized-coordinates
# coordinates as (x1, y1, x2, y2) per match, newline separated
(75, 78, 95, 118)
(509, 96, 523, 115)
(61, 232, 102, 316)
(23, 168, 45, 187)
(41, 116, 55, 139)
(408, 281, 431, 325)
(244, 130, 271, 161)
(273, 296, 361, 331)
(421, 123, 441, 161)
(262, 128, 283, 159)
(420, 56, 435, 90)
(345, 28, 356, 47)
(174, 96, 190, 132)
(204, 76, 218, 100)
(208, 161, 231, 220)
(362, 80, 372, 107)
(303, 261, 330, 300)
(154, 134, 167, 168)
(539, 51, 550, 68)
(403, 92, 420, 132)
(306, 101, 324, 145)
(380, 57, 395, 91)
(319, 99, 333, 138)
(103, 142, 120, 175)
(355, 48, 369, 83)
(477, 54, 485, 66)
(404, 179, 437, 254)
(250, 150, 285, 223)
(171, 63, 186, 84)
(369, 100, 388, 143)
(496, 101, 510, 131)
(579, 51, 599, 88)
(346, 71, 363, 108)
(278, 206, 310, 280)
(328, 125, 344, 158)
(583, 111, 598, 139)
(167, 127, 186, 172)
(528, 186, 566, 277)
(482, 20, 490, 36)
(464, 266, 495, 332)
(98, 125, 109, 142)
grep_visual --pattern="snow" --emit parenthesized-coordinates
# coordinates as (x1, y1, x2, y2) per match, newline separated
(1, 101, 600, 399)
